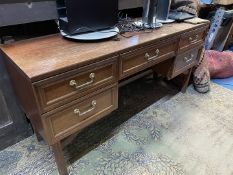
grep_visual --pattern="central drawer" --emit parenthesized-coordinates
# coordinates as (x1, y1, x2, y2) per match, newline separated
(34, 57, 118, 113)
(119, 39, 177, 79)
(42, 84, 118, 144)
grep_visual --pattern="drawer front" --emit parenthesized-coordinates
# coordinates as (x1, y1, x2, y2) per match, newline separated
(34, 57, 118, 113)
(119, 39, 177, 79)
(172, 48, 200, 77)
(179, 27, 206, 52)
(43, 85, 118, 144)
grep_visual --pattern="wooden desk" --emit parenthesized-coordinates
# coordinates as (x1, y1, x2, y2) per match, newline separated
(0, 22, 208, 175)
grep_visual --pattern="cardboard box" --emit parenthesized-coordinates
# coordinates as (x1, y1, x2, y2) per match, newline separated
(214, 0, 233, 5)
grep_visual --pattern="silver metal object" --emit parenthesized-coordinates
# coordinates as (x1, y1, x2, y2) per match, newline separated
(142, 0, 162, 28)
(156, 0, 172, 21)
(142, 0, 150, 24)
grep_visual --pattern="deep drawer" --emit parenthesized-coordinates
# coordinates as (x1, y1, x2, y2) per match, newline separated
(42, 84, 118, 144)
(119, 39, 177, 79)
(34, 57, 118, 113)
(172, 48, 200, 78)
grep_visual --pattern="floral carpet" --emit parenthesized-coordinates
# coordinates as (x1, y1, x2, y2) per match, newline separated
(1, 83, 233, 175)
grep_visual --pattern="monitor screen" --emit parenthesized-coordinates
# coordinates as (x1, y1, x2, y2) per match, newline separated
(64, 0, 118, 35)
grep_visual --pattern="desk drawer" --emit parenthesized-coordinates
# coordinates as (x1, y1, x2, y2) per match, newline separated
(172, 48, 200, 77)
(179, 27, 206, 52)
(43, 85, 118, 143)
(119, 39, 177, 79)
(34, 57, 118, 113)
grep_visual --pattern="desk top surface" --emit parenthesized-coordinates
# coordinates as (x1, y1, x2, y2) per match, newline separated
(1, 22, 208, 82)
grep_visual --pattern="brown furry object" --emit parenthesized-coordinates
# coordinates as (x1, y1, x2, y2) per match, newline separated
(171, 0, 200, 16)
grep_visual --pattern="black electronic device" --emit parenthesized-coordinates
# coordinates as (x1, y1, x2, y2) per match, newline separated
(136, 0, 162, 29)
(169, 10, 195, 22)
(57, 0, 118, 36)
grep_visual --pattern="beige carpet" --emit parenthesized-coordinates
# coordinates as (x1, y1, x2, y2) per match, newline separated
(150, 83, 233, 174)
(0, 83, 233, 175)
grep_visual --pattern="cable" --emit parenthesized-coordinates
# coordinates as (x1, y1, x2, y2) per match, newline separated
(116, 12, 157, 34)
(62, 12, 158, 39)
(69, 26, 134, 39)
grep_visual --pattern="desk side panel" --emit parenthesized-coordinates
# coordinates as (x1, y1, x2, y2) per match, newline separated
(1, 51, 45, 142)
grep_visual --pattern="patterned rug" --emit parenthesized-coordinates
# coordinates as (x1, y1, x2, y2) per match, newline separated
(1, 83, 233, 175)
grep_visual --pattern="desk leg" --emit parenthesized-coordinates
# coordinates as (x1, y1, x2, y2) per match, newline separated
(31, 122, 43, 142)
(181, 68, 193, 93)
(52, 142, 69, 175)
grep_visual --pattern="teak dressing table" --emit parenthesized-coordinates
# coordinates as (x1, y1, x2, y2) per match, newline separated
(1, 22, 208, 175)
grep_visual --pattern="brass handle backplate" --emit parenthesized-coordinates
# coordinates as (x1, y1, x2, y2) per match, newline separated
(189, 35, 199, 43)
(70, 73, 95, 89)
(74, 100, 97, 117)
(145, 49, 160, 61)
(184, 54, 194, 63)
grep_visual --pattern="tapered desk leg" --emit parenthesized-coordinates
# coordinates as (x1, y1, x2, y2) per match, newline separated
(52, 142, 69, 175)
(34, 130, 43, 142)
(181, 68, 193, 93)
(31, 122, 43, 142)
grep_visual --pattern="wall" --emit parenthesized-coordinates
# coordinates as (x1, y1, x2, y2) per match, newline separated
(0, 0, 143, 27)
(0, 1, 57, 27)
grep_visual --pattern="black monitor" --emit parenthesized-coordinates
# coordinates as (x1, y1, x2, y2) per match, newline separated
(57, 0, 118, 35)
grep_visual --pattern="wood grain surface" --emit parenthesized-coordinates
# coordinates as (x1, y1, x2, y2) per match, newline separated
(1, 23, 208, 82)
(0, 22, 209, 175)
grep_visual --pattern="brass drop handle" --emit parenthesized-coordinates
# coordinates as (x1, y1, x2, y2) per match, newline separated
(184, 54, 194, 63)
(145, 49, 160, 61)
(70, 73, 95, 89)
(189, 35, 199, 43)
(74, 100, 97, 117)
(154, 49, 160, 57)
(145, 53, 150, 59)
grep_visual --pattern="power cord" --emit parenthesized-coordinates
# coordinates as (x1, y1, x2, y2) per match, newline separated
(62, 12, 157, 40)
